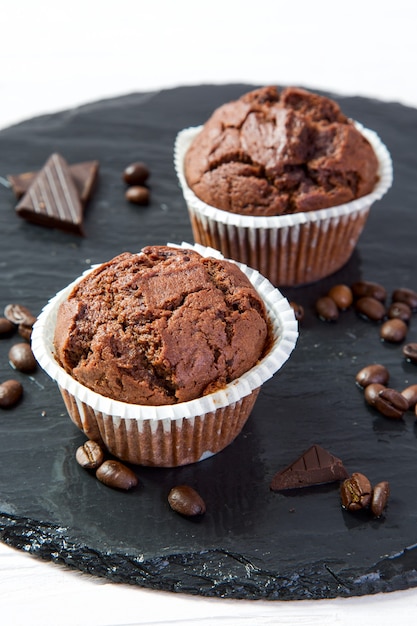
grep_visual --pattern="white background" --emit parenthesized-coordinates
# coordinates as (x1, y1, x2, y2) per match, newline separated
(1, 1, 417, 624)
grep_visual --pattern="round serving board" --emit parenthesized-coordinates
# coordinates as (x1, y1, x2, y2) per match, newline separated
(0, 84, 417, 600)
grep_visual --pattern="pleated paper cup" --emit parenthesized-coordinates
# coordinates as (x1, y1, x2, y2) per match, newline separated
(174, 123, 393, 287)
(31, 243, 298, 468)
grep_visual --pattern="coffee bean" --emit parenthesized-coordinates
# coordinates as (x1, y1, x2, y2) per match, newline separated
(0, 379, 23, 408)
(364, 383, 386, 406)
(168, 485, 206, 517)
(125, 185, 150, 206)
(374, 387, 409, 419)
(371, 481, 390, 518)
(392, 287, 417, 311)
(355, 296, 386, 321)
(351, 280, 387, 303)
(76, 440, 105, 469)
(340, 473, 372, 511)
(4, 303, 37, 327)
(379, 318, 408, 343)
(355, 364, 389, 388)
(8, 343, 37, 373)
(328, 284, 353, 310)
(0, 317, 15, 337)
(315, 296, 339, 321)
(403, 342, 417, 364)
(387, 301, 412, 323)
(400, 384, 417, 410)
(18, 323, 33, 341)
(96, 460, 138, 490)
(122, 162, 150, 186)
(290, 301, 304, 322)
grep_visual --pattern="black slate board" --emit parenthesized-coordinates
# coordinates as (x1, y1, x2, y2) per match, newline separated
(1, 84, 417, 601)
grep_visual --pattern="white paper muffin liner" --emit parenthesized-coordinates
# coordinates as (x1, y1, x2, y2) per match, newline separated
(31, 242, 298, 467)
(174, 123, 393, 287)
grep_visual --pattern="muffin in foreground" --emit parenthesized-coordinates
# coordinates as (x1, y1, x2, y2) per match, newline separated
(175, 86, 393, 286)
(32, 243, 298, 467)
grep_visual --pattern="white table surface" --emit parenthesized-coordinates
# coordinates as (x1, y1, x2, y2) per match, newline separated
(1, 1, 417, 624)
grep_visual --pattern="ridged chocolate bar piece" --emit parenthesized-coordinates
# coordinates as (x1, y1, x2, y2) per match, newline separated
(8, 159, 99, 206)
(15, 154, 85, 235)
(270, 444, 348, 491)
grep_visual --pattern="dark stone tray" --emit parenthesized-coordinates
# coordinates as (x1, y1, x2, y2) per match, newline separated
(0, 84, 416, 600)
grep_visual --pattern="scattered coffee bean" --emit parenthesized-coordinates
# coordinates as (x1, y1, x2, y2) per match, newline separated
(168, 485, 206, 517)
(315, 296, 339, 321)
(0, 379, 23, 408)
(340, 472, 372, 511)
(18, 323, 33, 341)
(96, 460, 138, 490)
(400, 384, 417, 410)
(8, 343, 37, 373)
(364, 383, 386, 406)
(374, 387, 409, 419)
(388, 301, 412, 323)
(125, 185, 150, 206)
(4, 303, 37, 327)
(392, 287, 417, 311)
(76, 440, 105, 470)
(403, 342, 417, 364)
(290, 301, 304, 322)
(371, 481, 390, 518)
(0, 317, 15, 337)
(328, 284, 353, 310)
(355, 296, 386, 322)
(351, 280, 386, 303)
(122, 162, 150, 186)
(355, 364, 389, 388)
(379, 318, 408, 343)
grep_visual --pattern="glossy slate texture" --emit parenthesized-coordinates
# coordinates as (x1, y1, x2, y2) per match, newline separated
(0, 85, 417, 599)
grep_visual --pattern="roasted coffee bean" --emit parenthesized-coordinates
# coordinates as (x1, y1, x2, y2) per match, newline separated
(355, 364, 389, 388)
(8, 343, 37, 373)
(125, 185, 150, 206)
(18, 323, 33, 341)
(400, 384, 417, 410)
(96, 460, 138, 490)
(76, 440, 105, 469)
(355, 296, 386, 321)
(340, 472, 372, 511)
(392, 287, 417, 311)
(168, 485, 206, 517)
(403, 342, 417, 364)
(387, 301, 412, 323)
(364, 383, 386, 406)
(4, 303, 37, 327)
(0, 317, 15, 337)
(371, 481, 390, 518)
(0, 379, 23, 408)
(290, 301, 304, 322)
(379, 318, 408, 343)
(122, 162, 150, 186)
(315, 296, 339, 321)
(328, 284, 353, 310)
(351, 280, 387, 303)
(374, 387, 409, 419)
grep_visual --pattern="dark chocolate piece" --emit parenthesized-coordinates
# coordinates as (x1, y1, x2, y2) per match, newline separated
(270, 444, 348, 491)
(8, 159, 99, 206)
(15, 154, 85, 235)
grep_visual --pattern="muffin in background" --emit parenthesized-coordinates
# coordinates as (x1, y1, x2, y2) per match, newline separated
(32, 243, 298, 467)
(175, 86, 393, 287)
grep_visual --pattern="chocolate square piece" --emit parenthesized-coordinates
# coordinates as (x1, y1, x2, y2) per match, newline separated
(15, 154, 86, 235)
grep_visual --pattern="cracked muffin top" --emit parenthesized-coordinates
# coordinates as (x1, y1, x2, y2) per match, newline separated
(184, 86, 379, 216)
(53, 246, 270, 405)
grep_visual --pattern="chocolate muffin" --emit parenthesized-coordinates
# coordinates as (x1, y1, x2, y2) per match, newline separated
(53, 245, 269, 406)
(184, 86, 379, 217)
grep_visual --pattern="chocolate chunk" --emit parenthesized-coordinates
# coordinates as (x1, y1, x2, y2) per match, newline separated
(15, 154, 87, 234)
(270, 444, 348, 491)
(8, 159, 99, 207)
